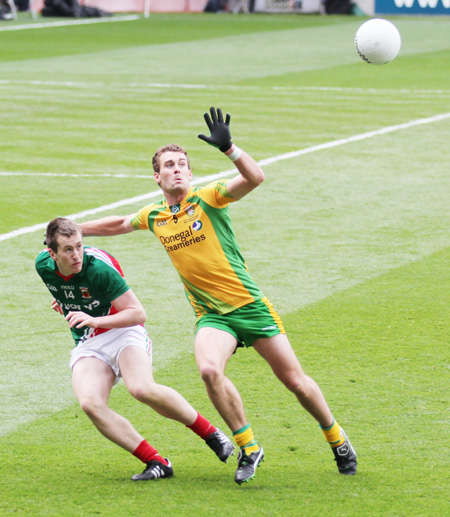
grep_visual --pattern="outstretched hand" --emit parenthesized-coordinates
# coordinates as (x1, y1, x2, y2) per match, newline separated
(198, 107, 233, 152)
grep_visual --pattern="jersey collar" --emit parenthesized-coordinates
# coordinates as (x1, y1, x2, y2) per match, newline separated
(166, 187, 193, 212)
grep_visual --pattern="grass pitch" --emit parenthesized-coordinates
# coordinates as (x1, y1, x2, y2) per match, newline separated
(1, 12, 449, 516)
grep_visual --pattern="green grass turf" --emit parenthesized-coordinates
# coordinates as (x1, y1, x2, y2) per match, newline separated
(1, 13, 351, 62)
(1, 16, 449, 233)
(1, 12, 449, 515)
(1, 249, 448, 515)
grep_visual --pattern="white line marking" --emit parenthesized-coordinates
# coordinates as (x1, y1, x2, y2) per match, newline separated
(273, 86, 450, 95)
(258, 112, 450, 167)
(0, 15, 140, 32)
(0, 80, 449, 96)
(0, 172, 150, 178)
(1, 112, 449, 243)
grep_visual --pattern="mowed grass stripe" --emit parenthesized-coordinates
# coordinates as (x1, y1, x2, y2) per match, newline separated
(1, 111, 449, 241)
(1, 14, 449, 515)
(1, 246, 448, 515)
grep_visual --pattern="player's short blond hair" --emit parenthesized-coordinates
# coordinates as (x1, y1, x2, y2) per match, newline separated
(152, 144, 189, 173)
(46, 217, 82, 253)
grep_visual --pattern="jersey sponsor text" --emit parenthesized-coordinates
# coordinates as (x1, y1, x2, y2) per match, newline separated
(159, 225, 207, 252)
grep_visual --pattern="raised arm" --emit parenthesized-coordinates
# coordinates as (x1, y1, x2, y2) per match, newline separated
(198, 107, 264, 201)
(223, 144, 264, 201)
(79, 214, 136, 237)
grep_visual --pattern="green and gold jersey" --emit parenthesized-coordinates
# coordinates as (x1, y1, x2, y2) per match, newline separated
(131, 180, 263, 317)
(35, 246, 130, 346)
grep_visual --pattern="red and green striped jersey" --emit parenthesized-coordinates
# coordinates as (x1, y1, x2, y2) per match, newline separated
(131, 180, 263, 317)
(35, 246, 129, 346)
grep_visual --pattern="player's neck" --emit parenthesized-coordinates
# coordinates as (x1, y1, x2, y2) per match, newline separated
(165, 189, 189, 207)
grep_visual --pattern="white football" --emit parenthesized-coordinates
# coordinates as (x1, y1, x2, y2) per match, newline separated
(355, 19, 401, 65)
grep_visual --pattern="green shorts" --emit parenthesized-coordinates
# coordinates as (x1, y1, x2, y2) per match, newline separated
(195, 297, 286, 348)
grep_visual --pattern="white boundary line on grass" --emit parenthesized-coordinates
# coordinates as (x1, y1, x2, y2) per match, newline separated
(0, 172, 151, 178)
(0, 79, 449, 97)
(1, 111, 449, 243)
(0, 15, 140, 32)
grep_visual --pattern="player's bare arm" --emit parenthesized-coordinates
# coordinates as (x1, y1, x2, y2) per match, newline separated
(225, 145, 264, 201)
(197, 107, 264, 201)
(79, 215, 136, 237)
(66, 289, 146, 329)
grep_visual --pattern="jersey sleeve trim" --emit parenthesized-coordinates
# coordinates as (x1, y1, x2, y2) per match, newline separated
(131, 207, 152, 230)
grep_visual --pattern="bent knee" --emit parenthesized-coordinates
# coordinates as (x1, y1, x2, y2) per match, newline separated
(128, 383, 159, 403)
(282, 374, 311, 396)
(198, 363, 224, 385)
(79, 397, 107, 418)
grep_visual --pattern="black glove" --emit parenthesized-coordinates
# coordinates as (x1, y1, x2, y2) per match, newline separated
(198, 107, 232, 152)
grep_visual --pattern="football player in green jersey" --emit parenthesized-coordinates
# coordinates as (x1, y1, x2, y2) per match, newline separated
(36, 217, 234, 481)
(79, 108, 357, 483)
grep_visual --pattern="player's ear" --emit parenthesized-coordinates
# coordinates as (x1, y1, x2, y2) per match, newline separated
(154, 172, 160, 184)
(48, 248, 57, 261)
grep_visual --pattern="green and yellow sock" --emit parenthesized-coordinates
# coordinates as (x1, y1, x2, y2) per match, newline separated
(320, 419, 345, 448)
(233, 424, 260, 455)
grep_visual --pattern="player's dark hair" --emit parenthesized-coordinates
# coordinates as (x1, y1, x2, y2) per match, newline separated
(152, 144, 189, 173)
(46, 217, 82, 253)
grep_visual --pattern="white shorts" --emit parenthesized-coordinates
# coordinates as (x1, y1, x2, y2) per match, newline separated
(69, 326, 152, 379)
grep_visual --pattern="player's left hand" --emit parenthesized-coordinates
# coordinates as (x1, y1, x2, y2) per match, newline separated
(66, 311, 96, 329)
(198, 107, 233, 152)
(51, 299, 63, 315)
